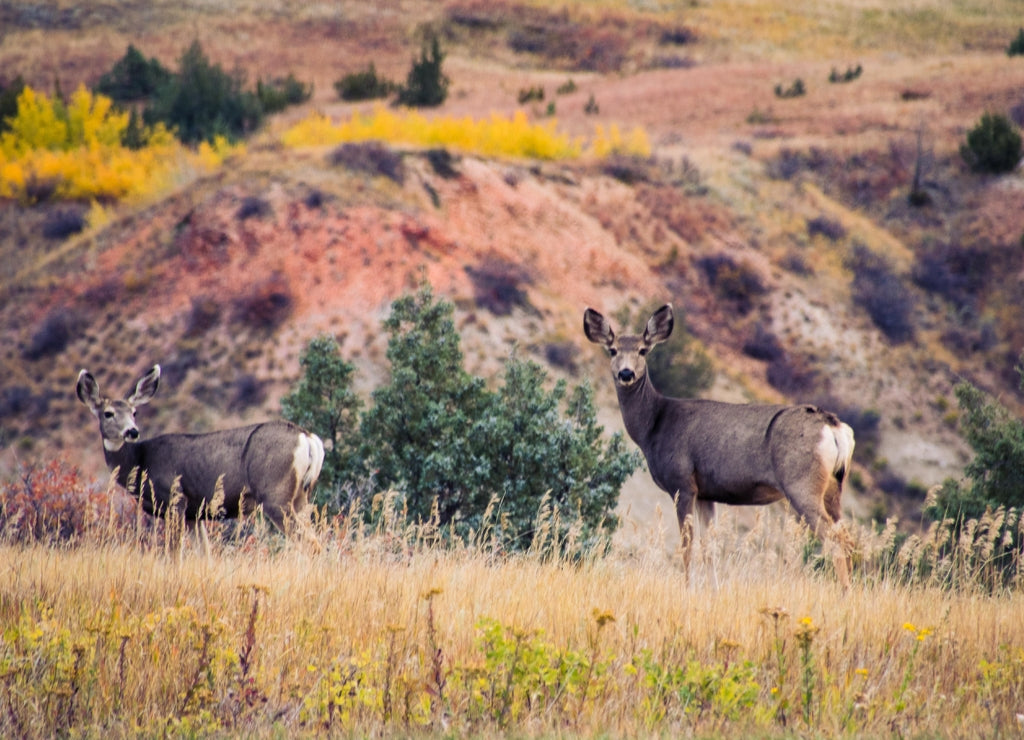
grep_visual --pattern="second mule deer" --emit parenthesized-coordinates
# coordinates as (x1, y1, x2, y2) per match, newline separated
(584, 304, 855, 586)
(77, 365, 324, 546)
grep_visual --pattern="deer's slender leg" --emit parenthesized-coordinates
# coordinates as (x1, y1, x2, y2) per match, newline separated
(786, 480, 852, 589)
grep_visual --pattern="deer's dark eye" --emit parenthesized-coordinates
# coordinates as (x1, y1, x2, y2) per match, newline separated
(103, 410, 114, 419)
(638, 348, 648, 356)
(609, 348, 618, 357)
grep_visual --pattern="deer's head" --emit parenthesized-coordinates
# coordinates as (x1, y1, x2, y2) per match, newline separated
(583, 304, 674, 388)
(76, 365, 161, 451)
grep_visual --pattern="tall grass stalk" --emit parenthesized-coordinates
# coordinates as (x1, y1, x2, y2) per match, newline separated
(1, 496, 1023, 737)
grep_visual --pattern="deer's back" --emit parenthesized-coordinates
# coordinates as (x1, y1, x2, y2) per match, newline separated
(136, 421, 305, 515)
(643, 400, 837, 500)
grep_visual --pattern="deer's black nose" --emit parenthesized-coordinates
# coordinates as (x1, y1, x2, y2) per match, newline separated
(125, 428, 139, 441)
(617, 369, 636, 384)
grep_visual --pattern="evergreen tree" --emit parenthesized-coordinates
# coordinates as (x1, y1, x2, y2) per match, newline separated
(144, 40, 262, 143)
(280, 334, 362, 508)
(359, 286, 489, 527)
(960, 113, 1022, 174)
(930, 366, 1024, 519)
(396, 35, 449, 107)
(95, 45, 172, 102)
(281, 286, 641, 551)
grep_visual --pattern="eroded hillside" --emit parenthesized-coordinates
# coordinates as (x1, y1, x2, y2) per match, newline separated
(2, 0, 1024, 542)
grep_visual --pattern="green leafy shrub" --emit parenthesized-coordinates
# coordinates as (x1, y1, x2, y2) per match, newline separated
(930, 372, 1024, 518)
(144, 40, 263, 144)
(517, 85, 544, 104)
(256, 73, 312, 113)
(828, 64, 862, 83)
(396, 35, 449, 107)
(0, 74, 26, 131)
(357, 287, 488, 529)
(774, 79, 805, 98)
(94, 45, 172, 102)
(960, 112, 1022, 174)
(334, 63, 395, 101)
(1006, 28, 1024, 56)
(281, 334, 363, 503)
(288, 286, 638, 551)
(923, 367, 1024, 589)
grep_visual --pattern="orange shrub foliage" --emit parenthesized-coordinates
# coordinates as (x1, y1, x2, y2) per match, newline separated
(0, 461, 115, 543)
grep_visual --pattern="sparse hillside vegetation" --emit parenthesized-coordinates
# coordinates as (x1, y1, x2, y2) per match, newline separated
(334, 63, 395, 102)
(2, 5, 1024, 734)
(960, 112, 1022, 174)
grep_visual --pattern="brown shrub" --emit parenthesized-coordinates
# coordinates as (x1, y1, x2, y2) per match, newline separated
(231, 274, 294, 332)
(0, 462, 111, 543)
(465, 258, 532, 316)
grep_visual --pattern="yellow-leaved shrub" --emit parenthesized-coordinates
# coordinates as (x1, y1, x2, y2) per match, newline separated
(281, 107, 650, 160)
(0, 85, 237, 203)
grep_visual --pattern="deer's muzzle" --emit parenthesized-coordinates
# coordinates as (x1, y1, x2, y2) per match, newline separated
(617, 369, 637, 384)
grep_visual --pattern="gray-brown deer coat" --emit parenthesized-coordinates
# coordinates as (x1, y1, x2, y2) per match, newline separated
(77, 365, 324, 538)
(584, 304, 855, 586)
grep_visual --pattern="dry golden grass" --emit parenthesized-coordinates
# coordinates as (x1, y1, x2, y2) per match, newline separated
(2, 505, 1023, 738)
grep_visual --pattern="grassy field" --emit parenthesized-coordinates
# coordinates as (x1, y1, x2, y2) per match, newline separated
(2, 504, 1023, 738)
(3, 1, 1024, 736)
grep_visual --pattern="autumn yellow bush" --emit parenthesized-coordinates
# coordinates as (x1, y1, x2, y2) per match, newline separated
(0, 85, 239, 203)
(281, 107, 650, 160)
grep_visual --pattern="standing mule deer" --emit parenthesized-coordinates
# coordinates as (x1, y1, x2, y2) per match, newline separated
(76, 365, 325, 547)
(584, 305, 855, 586)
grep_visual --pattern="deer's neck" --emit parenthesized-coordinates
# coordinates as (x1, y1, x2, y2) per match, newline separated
(615, 373, 665, 448)
(104, 443, 144, 495)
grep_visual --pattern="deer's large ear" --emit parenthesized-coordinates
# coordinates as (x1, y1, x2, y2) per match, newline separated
(583, 308, 615, 347)
(129, 365, 161, 406)
(643, 304, 674, 345)
(76, 370, 102, 411)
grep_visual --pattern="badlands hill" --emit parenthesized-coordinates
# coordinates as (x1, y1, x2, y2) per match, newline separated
(2, 0, 1024, 543)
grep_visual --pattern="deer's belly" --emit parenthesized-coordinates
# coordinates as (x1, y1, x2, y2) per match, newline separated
(699, 483, 784, 506)
(694, 471, 785, 506)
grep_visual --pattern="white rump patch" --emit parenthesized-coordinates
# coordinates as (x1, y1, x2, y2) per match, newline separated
(293, 433, 325, 490)
(817, 423, 855, 477)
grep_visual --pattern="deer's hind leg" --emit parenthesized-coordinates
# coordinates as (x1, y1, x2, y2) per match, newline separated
(784, 470, 852, 589)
